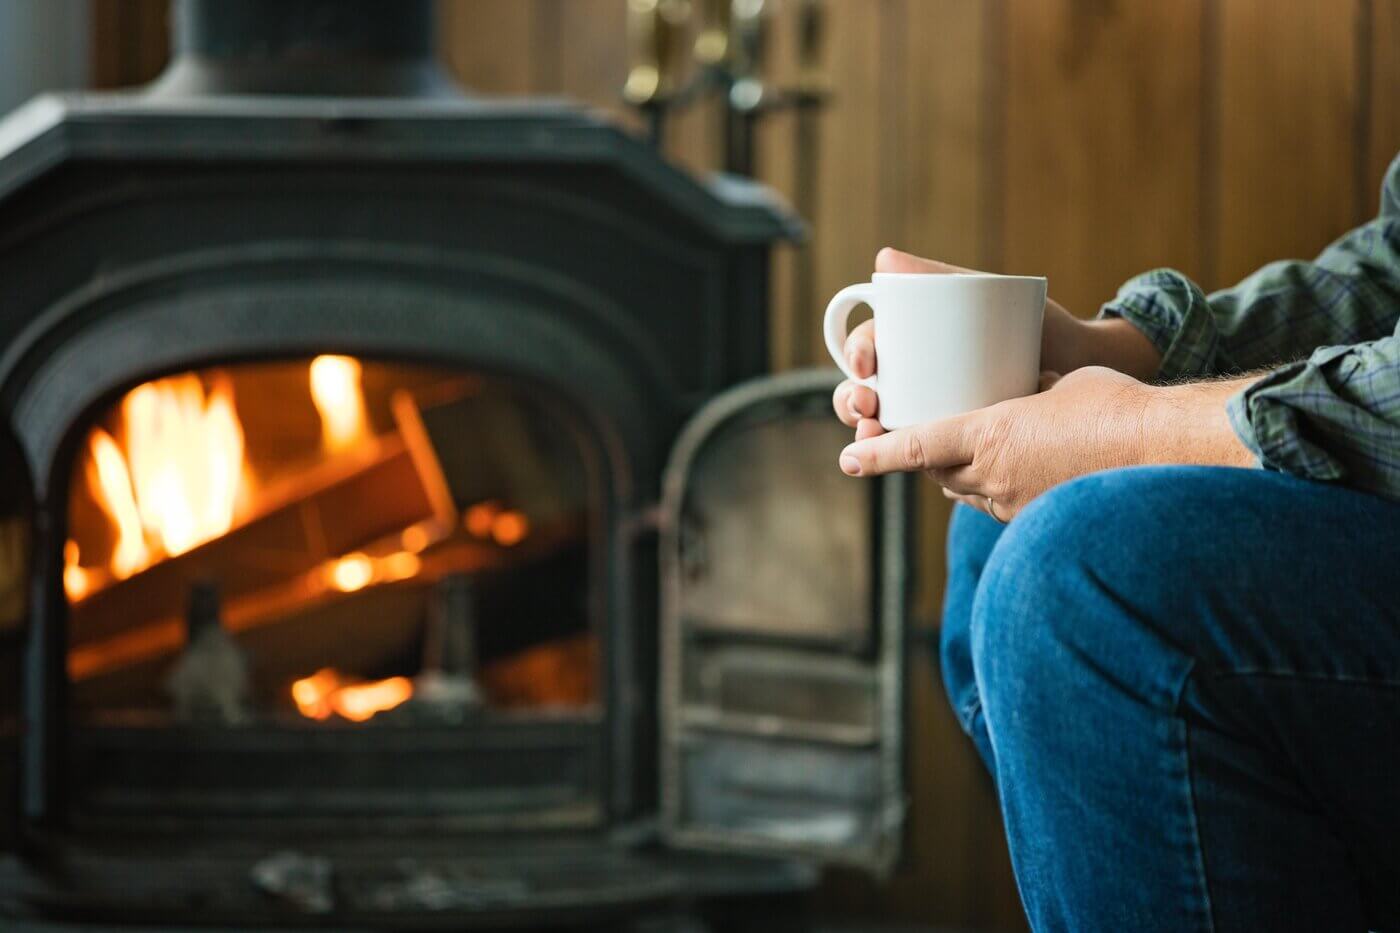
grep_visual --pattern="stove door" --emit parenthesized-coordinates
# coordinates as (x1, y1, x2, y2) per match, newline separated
(659, 370, 909, 875)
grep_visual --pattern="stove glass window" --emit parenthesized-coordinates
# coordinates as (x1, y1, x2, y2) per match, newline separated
(64, 358, 599, 730)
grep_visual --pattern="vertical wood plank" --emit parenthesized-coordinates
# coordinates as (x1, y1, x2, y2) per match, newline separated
(90, 0, 170, 89)
(438, 0, 542, 95)
(556, 0, 633, 122)
(1216, 0, 1362, 284)
(805, 0, 886, 342)
(1369, 0, 1400, 205)
(1003, 0, 1206, 317)
(896, 0, 989, 272)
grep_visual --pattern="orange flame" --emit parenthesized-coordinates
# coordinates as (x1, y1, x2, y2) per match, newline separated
(290, 667, 413, 723)
(331, 676, 414, 722)
(309, 355, 368, 453)
(77, 374, 249, 586)
(63, 540, 91, 602)
(123, 375, 245, 558)
(291, 667, 342, 720)
(491, 510, 530, 547)
(87, 429, 149, 577)
(326, 552, 374, 592)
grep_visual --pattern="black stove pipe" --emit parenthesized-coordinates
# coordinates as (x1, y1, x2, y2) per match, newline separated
(149, 0, 460, 98)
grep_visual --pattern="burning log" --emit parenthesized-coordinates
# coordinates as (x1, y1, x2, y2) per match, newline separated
(67, 513, 585, 685)
(68, 411, 456, 651)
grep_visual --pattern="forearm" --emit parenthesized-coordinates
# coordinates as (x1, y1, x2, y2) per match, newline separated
(1079, 316, 1164, 382)
(1135, 376, 1259, 469)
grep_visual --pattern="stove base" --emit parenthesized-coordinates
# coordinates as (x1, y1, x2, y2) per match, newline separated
(1, 836, 817, 930)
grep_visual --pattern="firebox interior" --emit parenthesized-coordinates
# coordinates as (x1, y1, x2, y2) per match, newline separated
(60, 357, 603, 827)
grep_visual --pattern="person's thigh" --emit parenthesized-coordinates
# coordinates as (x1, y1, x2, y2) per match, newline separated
(940, 503, 1004, 770)
(970, 465, 1400, 932)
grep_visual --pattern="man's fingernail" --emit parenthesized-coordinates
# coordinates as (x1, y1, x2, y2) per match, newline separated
(839, 453, 862, 476)
(847, 340, 871, 372)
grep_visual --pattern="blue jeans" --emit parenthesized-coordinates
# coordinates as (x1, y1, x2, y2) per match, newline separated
(940, 466, 1400, 932)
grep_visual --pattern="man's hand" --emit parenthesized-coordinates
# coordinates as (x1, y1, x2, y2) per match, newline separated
(832, 248, 1163, 435)
(837, 367, 1258, 522)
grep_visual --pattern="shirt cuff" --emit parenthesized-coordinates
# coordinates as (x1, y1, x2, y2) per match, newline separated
(1225, 346, 1358, 483)
(1097, 268, 1220, 381)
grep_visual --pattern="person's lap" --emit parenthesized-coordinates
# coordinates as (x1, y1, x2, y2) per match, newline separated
(940, 464, 1400, 932)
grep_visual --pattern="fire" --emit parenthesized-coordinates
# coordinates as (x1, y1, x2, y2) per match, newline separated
(63, 541, 91, 602)
(124, 375, 245, 558)
(290, 667, 342, 720)
(463, 501, 500, 538)
(70, 357, 372, 596)
(290, 667, 413, 723)
(332, 676, 414, 722)
(309, 355, 368, 453)
(326, 552, 374, 592)
(78, 374, 249, 584)
(87, 430, 148, 577)
(463, 501, 530, 547)
(491, 510, 530, 547)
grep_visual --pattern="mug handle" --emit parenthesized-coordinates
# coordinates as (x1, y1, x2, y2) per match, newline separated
(823, 283, 878, 390)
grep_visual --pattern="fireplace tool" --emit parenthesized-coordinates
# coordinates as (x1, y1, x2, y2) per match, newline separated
(626, 0, 831, 366)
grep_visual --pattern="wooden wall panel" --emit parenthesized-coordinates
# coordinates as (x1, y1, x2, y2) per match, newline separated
(1003, 0, 1205, 317)
(438, 0, 542, 94)
(897, 0, 992, 272)
(1370, 0, 1400, 205)
(90, 0, 169, 89)
(1216, 0, 1363, 284)
(556, 0, 632, 119)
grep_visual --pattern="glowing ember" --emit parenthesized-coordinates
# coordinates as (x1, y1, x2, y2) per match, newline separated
(327, 552, 374, 592)
(62, 541, 91, 602)
(490, 510, 530, 547)
(400, 522, 432, 553)
(463, 501, 500, 539)
(291, 667, 342, 720)
(379, 551, 421, 581)
(309, 355, 368, 453)
(332, 676, 414, 722)
(290, 667, 413, 723)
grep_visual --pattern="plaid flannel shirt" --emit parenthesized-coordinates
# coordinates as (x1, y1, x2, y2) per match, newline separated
(1099, 153, 1400, 499)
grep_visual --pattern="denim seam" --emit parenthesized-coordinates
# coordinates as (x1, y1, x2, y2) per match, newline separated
(958, 695, 983, 736)
(1180, 707, 1218, 933)
(1175, 663, 1218, 933)
(1199, 669, 1400, 689)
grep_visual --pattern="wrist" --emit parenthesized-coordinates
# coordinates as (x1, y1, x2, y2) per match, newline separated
(1138, 379, 1257, 468)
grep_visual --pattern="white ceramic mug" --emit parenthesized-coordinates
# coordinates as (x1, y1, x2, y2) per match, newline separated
(823, 272, 1048, 429)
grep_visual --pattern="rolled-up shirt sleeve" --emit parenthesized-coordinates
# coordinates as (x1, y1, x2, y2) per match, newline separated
(1099, 153, 1400, 383)
(1096, 154, 1400, 498)
(1227, 335, 1400, 497)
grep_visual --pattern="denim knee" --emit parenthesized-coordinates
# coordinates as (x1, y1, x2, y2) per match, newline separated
(969, 469, 1200, 736)
(940, 505, 1005, 735)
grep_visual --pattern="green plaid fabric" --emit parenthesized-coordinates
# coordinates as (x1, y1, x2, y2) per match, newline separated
(1100, 153, 1400, 498)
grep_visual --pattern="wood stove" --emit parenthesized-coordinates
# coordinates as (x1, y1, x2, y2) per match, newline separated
(0, 2, 911, 928)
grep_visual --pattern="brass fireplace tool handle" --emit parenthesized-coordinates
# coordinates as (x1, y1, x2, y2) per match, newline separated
(623, 0, 830, 174)
(625, 0, 830, 367)
(624, 0, 696, 142)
